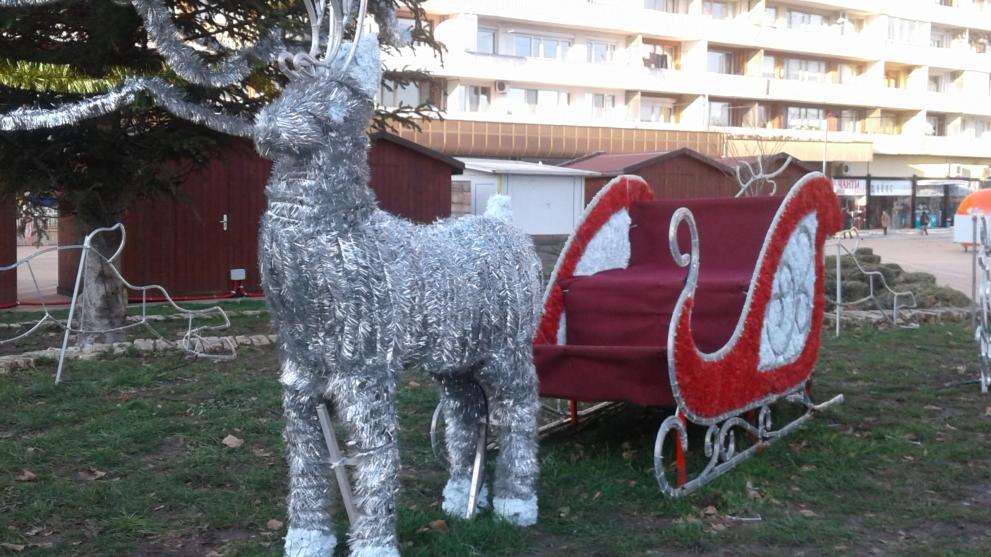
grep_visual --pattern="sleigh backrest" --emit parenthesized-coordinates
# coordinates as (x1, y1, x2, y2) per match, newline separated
(628, 196, 783, 275)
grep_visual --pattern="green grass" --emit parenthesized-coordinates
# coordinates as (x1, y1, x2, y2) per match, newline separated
(1, 322, 990, 555)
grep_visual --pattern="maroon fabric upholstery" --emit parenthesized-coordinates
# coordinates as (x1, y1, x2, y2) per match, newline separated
(533, 344, 674, 407)
(629, 196, 783, 270)
(536, 195, 783, 406)
(561, 266, 749, 352)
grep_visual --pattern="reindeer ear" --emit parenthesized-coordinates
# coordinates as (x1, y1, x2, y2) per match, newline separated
(335, 33, 382, 100)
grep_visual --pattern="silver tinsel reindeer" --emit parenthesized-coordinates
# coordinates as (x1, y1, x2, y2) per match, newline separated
(0, 1, 542, 556)
(257, 4, 542, 557)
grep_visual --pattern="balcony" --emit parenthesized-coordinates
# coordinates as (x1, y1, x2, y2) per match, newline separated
(871, 132, 991, 157)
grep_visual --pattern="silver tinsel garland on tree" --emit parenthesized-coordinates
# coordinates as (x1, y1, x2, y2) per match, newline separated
(1, 0, 283, 87)
(0, 77, 253, 137)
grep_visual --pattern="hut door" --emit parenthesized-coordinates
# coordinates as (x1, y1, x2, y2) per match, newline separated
(225, 147, 270, 295)
(0, 201, 15, 307)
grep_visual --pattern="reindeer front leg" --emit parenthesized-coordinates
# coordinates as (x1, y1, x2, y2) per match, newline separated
(326, 367, 401, 557)
(281, 360, 338, 556)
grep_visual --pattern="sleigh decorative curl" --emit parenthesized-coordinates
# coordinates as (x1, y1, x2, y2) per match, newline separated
(534, 172, 844, 496)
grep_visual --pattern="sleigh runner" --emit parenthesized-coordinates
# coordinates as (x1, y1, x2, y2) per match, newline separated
(533, 172, 844, 496)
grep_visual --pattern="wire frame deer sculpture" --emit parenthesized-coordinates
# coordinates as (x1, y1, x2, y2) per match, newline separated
(1, 1, 542, 556)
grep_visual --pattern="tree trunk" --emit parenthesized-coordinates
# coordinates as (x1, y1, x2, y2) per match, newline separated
(77, 229, 127, 348)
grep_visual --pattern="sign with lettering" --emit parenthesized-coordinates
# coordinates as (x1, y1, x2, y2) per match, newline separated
(870, 179, 912, 197)
(833, 178, 866, 196)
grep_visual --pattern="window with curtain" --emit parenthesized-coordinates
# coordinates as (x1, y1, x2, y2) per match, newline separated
(476, 27, 497, 54)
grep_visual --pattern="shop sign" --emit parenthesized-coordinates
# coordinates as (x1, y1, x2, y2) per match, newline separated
(870, 179, 912, 196)
(833, 178, 866, 196)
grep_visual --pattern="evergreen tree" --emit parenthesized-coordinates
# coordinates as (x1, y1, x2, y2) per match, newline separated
(0, 0, 440, 344)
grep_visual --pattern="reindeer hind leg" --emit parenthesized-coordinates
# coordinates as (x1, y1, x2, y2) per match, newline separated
(436, 371, 490, 518)
(482, 349, 540, 526)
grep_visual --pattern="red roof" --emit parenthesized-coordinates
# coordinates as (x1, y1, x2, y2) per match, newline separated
(564, 147, 732, 176)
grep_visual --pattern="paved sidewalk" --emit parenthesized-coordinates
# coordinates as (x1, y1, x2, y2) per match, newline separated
(828, 228, 976, 300)
(13, 246, 68, 307)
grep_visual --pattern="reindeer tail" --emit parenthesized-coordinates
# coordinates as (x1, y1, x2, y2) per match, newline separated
(484, 194, 515, 225)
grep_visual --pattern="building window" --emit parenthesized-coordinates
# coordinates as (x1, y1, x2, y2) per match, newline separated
(645, 0, 680, 12)
(839, 109, 860, 133)
(888, 17, 929, 45)
(708, 49, 736, 74)
(514, 34, 571, 59)
(462, 85, 491, 112)
(837, 63, 859, 84)
(926, 114, 946, 136)
(476, 27, 497, 54)
(785, 106, 825, 129)
(784, 58, 827, 82)
(763, 55, 776, 78)
(964, 118, 991, 138)
(931, 28, 953, 48)
(929, 71, 949, 92)
(591, 93, 616, 118)
(379, 80, 439, 108)
(764, 6, 777, 26)
(642, 43, 677, 69)
(879, 112, 899, 135)
(587, 41, 616, 63)
(640, 97, 675, 123)
(709, 100, 732, 126)
(509, 88, 569, 114)
(703, 1, 735, 19)
(787, 10, 828, 31)
(742, 103, 770, 128)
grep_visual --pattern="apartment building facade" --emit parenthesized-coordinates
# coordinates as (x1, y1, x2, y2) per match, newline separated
(385, 0, 991, 228)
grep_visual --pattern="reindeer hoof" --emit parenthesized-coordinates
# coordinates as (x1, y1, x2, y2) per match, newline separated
(284, 527, 336, 556)
(442, 477, 489, 518)
(493, 496, 538, 526)
(350, 546, 400, 557)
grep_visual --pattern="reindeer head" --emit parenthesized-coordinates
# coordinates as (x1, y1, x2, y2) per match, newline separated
(254, 0, 381, 161)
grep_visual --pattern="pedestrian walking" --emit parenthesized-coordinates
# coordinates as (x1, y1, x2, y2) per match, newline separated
(920, 209, 929, 236)
(880, 210, 890, 236)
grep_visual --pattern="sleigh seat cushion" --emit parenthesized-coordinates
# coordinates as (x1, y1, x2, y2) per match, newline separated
(561, 266, 749, 352)
(533, 344, 674, 407)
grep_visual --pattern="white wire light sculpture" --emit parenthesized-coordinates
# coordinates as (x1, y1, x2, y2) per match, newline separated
(974, 217, 991, 393)
(0, 223, 235, 384)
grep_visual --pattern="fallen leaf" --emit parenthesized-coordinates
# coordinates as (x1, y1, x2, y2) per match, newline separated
(78, 468, 107, 481)
(428, 519, 448, 533)
(265, 519, 283, 530)
(0, 543, 25, 551)
(745, 480, 761, 500)
(799, 509, 818, 518)
(23, 526, 52, 537)
(14, 470, 36, 482)
(222, 435, 244, 449)
(558, 506, 570, 518)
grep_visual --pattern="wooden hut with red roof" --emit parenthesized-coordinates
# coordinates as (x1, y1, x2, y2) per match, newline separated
(565, 148, 737, 204)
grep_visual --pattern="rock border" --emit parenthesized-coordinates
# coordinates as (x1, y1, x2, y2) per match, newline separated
(0, 333, 277, 375)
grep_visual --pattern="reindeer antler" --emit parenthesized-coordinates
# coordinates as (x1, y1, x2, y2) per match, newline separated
(276, 0, 370, 79)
